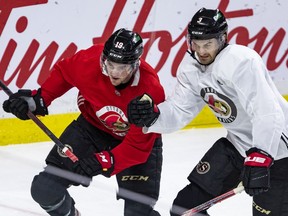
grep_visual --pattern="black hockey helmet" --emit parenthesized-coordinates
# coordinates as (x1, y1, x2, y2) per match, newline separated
(188, 8, 228, 40)
(103, 28, 143, 64)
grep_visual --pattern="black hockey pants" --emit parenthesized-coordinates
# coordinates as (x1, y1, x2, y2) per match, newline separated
(170, 137, 288, 216)
(30, 114, 162, 216)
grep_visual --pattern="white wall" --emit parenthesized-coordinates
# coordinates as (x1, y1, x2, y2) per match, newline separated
(0, 0, 287, 117)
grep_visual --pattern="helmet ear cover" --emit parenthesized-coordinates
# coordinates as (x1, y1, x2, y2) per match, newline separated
(187, 8, 228, 40)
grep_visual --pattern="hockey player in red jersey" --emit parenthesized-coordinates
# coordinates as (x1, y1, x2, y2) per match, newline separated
(3, 28, 165, 216)
(127, 8, 288, 216)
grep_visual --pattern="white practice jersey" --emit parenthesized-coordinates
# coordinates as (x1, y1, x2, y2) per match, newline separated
(145, 44, 288, 160)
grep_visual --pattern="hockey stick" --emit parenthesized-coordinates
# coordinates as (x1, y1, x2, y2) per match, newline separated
(0, 80, 78, 163)
(180, 182, 244, 216)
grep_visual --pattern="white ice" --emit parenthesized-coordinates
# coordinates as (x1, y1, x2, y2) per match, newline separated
(0, 127, 252, 215)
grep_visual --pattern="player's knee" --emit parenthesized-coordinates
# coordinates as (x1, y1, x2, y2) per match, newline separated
(31, 172, 64, 205)
(31, 172, 76, 215)
(124, 199, 160, 216)
(31, 173, 48, 204)
(149, 210, 161, 216)
(170, 183, 211, 216)
(170, 198, 189, 216)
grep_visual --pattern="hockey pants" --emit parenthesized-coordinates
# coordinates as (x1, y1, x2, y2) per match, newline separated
(30, 115, 162, 216)
(170, 137, 288, 216)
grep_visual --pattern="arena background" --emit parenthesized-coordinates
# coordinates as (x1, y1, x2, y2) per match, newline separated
(0, 0, 287, 145)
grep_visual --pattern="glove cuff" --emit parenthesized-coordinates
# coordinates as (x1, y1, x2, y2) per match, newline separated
(244, 147, 273, 167)
(32, 88, 48, 116)
(95, 151, 114, 173)
(140, 93, 160, 127)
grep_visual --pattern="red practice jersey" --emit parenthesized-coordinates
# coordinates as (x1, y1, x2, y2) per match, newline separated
(40, 44, 165, 174)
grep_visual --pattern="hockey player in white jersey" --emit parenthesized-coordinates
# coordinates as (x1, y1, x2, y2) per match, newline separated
(127, 7, 288, 216)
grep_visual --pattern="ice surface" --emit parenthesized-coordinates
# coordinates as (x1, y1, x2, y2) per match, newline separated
(0, 127, 252, 215)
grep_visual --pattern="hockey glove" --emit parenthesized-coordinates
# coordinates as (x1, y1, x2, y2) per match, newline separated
(241, 147, 273, 196)
(2, 89, 48, 120)
(127, 93, 160, 127)
(74, 151, 114, 178)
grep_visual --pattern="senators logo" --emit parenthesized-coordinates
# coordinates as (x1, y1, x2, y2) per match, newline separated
(196, 161, 210, 174)
(96, 106, 129, 137)
(200, 87, 237, 123)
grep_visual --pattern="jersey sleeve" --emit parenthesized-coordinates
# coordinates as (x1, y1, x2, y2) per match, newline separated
(40, 46, 99, 106)
(232, 54, 285, 158)
(40, 61, 74, 106)
(145, 57, 206, 134)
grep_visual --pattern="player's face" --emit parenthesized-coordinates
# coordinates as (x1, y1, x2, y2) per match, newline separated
(191, 38, 220, 65)
(105, 60, 134, 86)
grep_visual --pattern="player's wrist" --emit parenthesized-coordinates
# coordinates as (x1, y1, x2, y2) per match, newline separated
(244, 147, 273, 167)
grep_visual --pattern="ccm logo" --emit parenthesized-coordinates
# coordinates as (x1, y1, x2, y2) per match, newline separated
(245, 156, 266, 163)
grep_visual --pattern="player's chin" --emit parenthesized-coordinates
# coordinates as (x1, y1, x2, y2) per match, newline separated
(109, 77, 122, 86)
(199, 58, 212, 65)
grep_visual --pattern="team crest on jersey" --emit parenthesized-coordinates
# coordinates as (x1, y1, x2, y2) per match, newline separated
(200, 87, 237, 123)
(96, 106, 129, 137)
(196, 161, 210, 174)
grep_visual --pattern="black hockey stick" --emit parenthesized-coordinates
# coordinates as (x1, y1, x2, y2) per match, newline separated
(180, 182, 244, 216)
(0, 80, 78, 163)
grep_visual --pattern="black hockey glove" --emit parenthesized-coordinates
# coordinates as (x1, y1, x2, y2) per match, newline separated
(74, 151, 114, 178)
(241, 147, 274, 196)
(127, 93, 160, 127)
(2, 89, 48, 120)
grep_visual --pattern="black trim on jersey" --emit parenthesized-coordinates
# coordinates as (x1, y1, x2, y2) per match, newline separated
(281, 133, 288, 149)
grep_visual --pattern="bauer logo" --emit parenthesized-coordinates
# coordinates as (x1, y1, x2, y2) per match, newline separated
(196, 161, 210, 174)
(245, 156, 266, 163)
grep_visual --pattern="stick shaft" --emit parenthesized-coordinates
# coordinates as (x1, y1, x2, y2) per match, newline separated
(0, 80, 78, 162)
(181, 183, 244, 216)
